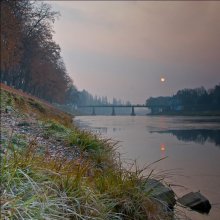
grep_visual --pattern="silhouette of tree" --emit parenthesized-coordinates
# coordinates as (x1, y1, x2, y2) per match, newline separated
(146, 84, 220, 113)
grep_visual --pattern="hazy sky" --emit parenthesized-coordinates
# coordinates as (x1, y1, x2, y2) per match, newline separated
(48, 1, 220, 104)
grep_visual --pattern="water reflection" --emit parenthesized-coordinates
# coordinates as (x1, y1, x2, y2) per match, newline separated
(160, 143, 166, 151)
(151, 129, 220, 146)
(75, 116, 220, 220)
(160, 143, 166, 158)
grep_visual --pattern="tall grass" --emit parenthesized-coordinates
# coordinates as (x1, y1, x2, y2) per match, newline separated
(1, 89, 175, 219)
(1, 140, 112, 219)
(1, 127, 174, 219)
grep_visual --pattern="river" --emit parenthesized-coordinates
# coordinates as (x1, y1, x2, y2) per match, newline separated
(74, 115, 220, 220)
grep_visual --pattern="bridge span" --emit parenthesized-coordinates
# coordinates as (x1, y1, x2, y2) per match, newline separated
(78, 105, 149, 116)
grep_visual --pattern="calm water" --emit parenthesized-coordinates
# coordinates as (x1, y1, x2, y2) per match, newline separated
(74, 116, 220, 220)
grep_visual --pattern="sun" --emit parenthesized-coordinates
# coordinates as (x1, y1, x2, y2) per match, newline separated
(160, 77, 165, 82)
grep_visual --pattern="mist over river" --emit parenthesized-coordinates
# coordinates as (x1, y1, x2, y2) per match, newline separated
(74, 116, 220, 220)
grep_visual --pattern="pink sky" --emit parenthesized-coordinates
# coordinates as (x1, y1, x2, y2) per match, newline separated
(48, 1, 220, 104)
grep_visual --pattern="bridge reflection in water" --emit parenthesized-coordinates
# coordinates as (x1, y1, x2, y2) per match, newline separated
(78, 105, 149, 116)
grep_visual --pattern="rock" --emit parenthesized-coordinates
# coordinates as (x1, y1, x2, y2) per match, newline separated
(17, 121, 31, 127)
(177, 191, 211, 214)
(144, 178, 176, 209)
(5, 106, 13, 113)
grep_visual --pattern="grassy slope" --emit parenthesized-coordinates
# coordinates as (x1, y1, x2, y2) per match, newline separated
(1, 86, 173, 220)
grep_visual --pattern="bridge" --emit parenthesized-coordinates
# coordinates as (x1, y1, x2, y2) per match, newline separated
(78, 105, 149, 116)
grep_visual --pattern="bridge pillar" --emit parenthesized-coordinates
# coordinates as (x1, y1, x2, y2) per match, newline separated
(131, 106, 136, 116)
(111, 106, 116, 116)
(92, 107, 96, 115)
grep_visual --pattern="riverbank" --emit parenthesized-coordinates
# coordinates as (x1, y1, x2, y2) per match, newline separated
(1, 87, 175, 219)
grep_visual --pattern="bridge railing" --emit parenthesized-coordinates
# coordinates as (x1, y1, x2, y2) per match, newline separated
(78, 105, 149, 116)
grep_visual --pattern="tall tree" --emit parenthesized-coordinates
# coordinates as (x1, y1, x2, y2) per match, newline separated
(1, 0, 72, 103)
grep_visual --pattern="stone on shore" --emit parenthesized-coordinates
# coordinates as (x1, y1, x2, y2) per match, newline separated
(177, 191, 211, 214)
(144, 179, 176, 210)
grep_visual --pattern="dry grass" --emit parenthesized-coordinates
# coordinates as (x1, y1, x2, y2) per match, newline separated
(1, 87, 176, 220)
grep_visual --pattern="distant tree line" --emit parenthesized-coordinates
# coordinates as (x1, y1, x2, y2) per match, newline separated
(146, 84, 220, 113)
(66, 86, 129, 106)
